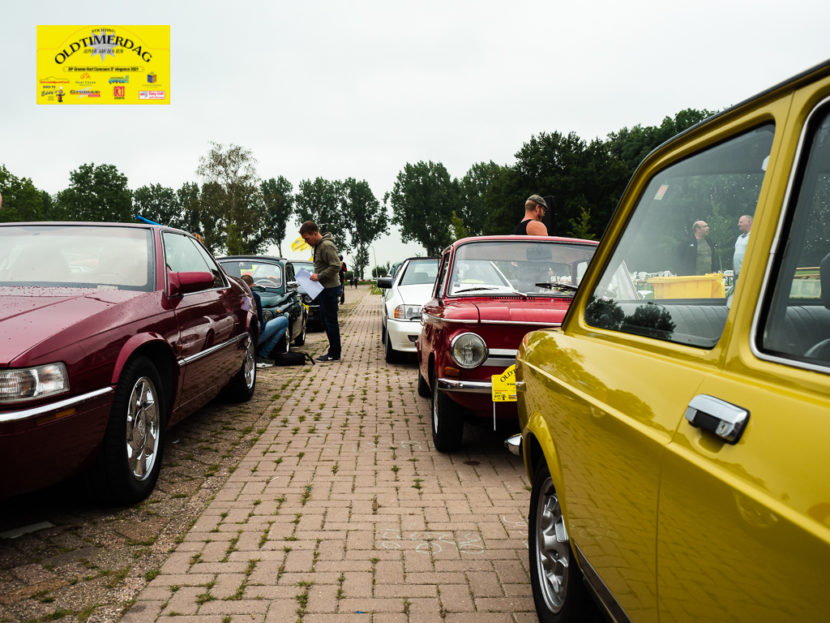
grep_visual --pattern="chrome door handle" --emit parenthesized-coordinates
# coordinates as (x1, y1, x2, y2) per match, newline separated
(684, 394, 750, 444)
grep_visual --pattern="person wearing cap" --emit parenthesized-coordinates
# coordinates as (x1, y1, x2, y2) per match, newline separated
(514, 194, 549, 235)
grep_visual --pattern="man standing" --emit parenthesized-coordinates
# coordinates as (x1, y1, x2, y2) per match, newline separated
(300, 220, 342, 362)
(514, 194, 549, 235)
(733, 214, 753, 277)
(679, 220, 719, 275)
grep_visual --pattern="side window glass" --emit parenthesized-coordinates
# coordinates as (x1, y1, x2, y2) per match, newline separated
(193, 239, 226, 288)
(435, 255, 449, 298)
(759, 104, 830, 367)
(163, 233, 222, 287)
(585, 124, 774, 348)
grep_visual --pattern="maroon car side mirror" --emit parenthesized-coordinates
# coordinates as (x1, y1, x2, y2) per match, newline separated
(168, 271, 216, 297)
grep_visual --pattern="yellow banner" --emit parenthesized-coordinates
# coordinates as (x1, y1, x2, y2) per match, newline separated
(291, 237, 311, 252)
(491, 364, 517, 402)
(37, 25, 170, 105)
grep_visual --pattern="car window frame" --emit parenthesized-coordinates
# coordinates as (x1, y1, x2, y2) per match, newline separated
(752, 95, 830, 374)
(581, 123, 776, 349)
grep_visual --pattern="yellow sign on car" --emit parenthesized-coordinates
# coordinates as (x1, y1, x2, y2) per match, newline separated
(36, 25, 170, 105)
(491, 364, 517, 402)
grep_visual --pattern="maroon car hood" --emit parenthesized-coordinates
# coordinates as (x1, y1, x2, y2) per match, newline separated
(0, 288, 147, 365)
(474, 297, 572, 324)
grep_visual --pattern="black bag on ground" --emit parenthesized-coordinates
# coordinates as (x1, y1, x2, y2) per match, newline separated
(271, 351, 315, 366)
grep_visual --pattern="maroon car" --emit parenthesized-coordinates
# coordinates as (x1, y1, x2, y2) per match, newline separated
(0, 222, 257, 503)
(417, 235, 598, 452)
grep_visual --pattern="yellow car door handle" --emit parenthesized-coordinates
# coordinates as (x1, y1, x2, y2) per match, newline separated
(684, 394, 750, 444)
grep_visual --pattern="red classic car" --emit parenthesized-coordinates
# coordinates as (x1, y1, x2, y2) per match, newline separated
(0, 222, 257, 503)
(417, 235, 597, 451)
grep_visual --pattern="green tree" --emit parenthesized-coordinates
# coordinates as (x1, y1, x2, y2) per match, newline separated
(295, 177, 349, 252)
(459, 161, 504, 236)
(196, 142, 266, 254)
(260, 176, 294, 256)
(0, 165, 52, 222)
(132, 184, 180, 227)
(567, 206, 596, 240)
(54, 163, 132, 222)
(343, 178, 388, 279)
(387, 161, 459, 256)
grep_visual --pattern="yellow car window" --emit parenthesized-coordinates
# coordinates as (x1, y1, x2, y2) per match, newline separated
(586, 124, 774, 348)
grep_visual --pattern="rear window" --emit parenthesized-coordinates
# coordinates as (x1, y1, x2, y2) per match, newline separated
(399, 259, 439, 286)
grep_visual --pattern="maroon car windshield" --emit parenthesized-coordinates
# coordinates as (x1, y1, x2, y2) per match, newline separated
(0, 224, 154, 291)
(448, 240, 596, 297)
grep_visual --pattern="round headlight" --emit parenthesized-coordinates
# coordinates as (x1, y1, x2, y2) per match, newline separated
(450, 332, 487, 369)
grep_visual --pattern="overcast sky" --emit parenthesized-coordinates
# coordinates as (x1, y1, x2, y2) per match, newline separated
(2, 1, 828, 265)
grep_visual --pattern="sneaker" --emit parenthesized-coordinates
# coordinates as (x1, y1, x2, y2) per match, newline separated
(255, 355, 274, 366)
(316, 354, 340, 362)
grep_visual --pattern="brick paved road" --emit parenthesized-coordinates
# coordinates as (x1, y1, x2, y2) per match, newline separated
(123, 286, 536, 622)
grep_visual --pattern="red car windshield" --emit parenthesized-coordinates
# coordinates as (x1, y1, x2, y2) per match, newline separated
(448, 240, 596, 297)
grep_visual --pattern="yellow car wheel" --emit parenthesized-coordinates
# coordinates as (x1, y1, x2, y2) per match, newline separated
(529, 460, 592, 622)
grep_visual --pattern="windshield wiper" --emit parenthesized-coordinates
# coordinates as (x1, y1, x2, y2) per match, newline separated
(454, 285, 527, 298)
(535, 282, 579, 292)
(453, 286, 501, 294)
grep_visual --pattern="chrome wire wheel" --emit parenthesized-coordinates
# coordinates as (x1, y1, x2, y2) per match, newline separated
(243, 337, 256, 390)
(533, 474, 570, 614)
(125, 375, 161, 481)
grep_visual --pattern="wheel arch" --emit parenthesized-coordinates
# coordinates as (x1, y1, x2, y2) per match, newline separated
(523, 416, 566, 506)
(111, 335, 178, 418)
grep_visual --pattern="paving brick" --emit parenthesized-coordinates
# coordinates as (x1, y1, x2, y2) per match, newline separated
(118, 288, 537, 621)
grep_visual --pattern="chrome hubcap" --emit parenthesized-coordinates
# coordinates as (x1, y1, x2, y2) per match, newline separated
(243, 338, 255, 389)
(125, 376, 160, 481)
(535, 476, 570, 613)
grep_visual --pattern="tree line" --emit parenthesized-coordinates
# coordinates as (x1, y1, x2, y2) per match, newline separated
(0, 108, 712, 276)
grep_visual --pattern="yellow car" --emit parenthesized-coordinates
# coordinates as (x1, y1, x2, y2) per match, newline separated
(511, 59, 830, 622)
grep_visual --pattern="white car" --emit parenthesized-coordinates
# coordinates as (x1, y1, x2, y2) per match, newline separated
(378, 257, 439, 363)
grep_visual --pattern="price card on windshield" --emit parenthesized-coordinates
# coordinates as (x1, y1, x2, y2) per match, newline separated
(491, 365, 517, 402)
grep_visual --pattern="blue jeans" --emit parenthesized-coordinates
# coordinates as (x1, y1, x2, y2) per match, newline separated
(318, 286, 341, 358)
(258, 315, 289, 358)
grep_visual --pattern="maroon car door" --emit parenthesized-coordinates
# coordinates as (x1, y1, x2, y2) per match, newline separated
(162, 232, 239, 415)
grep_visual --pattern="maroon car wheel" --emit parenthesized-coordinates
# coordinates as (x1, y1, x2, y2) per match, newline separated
(430, 371, 463, 452)
(223, 332, 257, 402)
(91, 356, 165, 504)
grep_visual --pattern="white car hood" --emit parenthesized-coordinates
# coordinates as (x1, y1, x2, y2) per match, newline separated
(394, 283, 434, 306)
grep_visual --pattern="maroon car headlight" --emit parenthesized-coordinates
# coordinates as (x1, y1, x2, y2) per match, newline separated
(0, 363, 69, 404)
(450, 332, 487, 369)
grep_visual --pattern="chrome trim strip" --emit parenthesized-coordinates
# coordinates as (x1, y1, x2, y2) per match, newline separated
(0, 387, 114, 423)
(751, 98, 830, 375)
(489, 348, 517, 357)
(437, 378, 492, 394)
(179, 332, 248, 367)
(480, 320, 562, 327)
(423, 313, 472, 324)
(483, 356, 515, 367)
(573, 542, 632, 623)
(484, 348, 517, 368)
